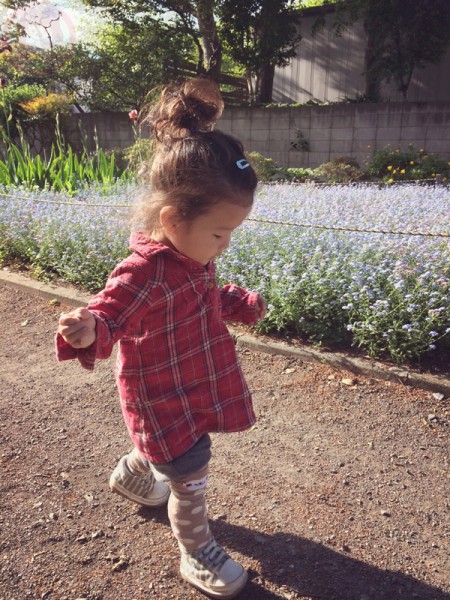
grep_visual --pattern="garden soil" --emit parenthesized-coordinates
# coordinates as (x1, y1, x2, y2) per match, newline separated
(1, 281, 449, 600)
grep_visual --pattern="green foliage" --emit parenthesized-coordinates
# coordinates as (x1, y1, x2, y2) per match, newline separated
(0, 120, 132, 193)
(245, 153, 314, 182)
(247, 151, 279, 182)
(0, 186, 131, 291)
(366, 145, 450, 182)
(52, 21, 194, 111)
(123, 138, 153, 175)
(343, 254, 450, 364)
(0, 41, 67, 89)
(0, 82, 75, 159)
(219, 0, 301, 69)
(278, 167, 315, 182)
(1, 8, 195, 112)
(314, 157, 365, 183)
(218, 0, 302, 102)
(330, 0, 450, 99)
(0, 83, 47, 129)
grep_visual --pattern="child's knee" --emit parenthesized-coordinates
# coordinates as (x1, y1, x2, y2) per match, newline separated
(169, 465, 209, 496)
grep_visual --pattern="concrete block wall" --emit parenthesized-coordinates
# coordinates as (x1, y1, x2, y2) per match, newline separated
(63, 101, 450, 169)
(62, 112, 137, 152)
(219, 102, 450, 169)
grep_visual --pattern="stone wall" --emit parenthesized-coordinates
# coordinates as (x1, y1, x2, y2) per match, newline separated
(64, 101, 450, 169)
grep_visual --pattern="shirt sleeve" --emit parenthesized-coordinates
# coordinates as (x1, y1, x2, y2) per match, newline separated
(55, 260, 156, 371)
(219, 284, 262, 325)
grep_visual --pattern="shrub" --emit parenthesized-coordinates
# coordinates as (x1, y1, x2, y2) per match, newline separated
(278, 167, 315, 182)
(19, 92, 74, 121)
(247, 151, 278, 182)
(314, 157, 365, 183)
(0, 84, 48, 135)
(123, 139, 153, 175)
(366, 145, 450, 182)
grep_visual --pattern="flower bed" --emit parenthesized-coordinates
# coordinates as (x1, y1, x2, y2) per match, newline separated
(1, 182, 449, 365)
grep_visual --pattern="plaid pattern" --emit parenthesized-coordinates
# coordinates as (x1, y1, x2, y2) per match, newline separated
(56, 233, 260, 464)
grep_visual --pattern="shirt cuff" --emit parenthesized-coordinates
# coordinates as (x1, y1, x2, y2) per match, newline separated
(55, 333, 97, 371)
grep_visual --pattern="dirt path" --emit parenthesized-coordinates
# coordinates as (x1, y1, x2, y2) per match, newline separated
(1, 281, 449, 600)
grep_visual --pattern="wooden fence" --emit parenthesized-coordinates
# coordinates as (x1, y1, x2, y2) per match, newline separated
(166, 58, 249, 106)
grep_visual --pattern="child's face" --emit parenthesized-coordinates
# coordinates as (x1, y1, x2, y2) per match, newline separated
(163, 200, 251, 265)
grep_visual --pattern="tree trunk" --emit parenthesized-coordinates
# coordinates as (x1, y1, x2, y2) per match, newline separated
(256, 63, 275, 104)
(195, 0, 222, 80)
(363, 17, 381, 102)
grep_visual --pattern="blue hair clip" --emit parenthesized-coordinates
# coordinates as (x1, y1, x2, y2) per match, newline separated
(236, 159, 250, 170)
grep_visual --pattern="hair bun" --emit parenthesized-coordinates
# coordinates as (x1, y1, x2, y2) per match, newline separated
(149, 78, 224, 141)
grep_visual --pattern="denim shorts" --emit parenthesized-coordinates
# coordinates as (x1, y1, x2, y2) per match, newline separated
(149, 434, 212, 482)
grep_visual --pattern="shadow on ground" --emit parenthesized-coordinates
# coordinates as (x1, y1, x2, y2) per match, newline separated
(137, 508, 446, 600)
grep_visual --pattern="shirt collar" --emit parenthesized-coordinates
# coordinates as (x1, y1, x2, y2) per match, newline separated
(129, 231, 213, 274)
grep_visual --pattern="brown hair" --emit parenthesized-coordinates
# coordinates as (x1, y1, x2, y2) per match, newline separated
(134, 78, 258, 235)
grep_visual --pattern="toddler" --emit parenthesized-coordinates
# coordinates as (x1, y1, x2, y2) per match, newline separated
(56, 77, 265, 599)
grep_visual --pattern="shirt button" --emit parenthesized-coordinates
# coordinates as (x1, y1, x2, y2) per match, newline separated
(207, 282, 214, 289)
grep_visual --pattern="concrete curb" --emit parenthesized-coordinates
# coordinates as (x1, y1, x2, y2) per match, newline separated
(2, 269, 449, 397)
(1, 269, 90, 307)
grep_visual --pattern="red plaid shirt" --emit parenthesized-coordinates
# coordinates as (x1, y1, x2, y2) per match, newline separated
(56, 233, 260, 463)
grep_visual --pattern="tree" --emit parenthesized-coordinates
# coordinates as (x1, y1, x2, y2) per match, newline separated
(53, 22, 193, 110)
(327, 0, 450, 100)
(218, 0, 301, 103)
(80, 0, 223, 78)
(0, 0, 195, 111)
(196, 0, 222, 78)
(76, 0, 303, 102)
(2, 0, 304, 105)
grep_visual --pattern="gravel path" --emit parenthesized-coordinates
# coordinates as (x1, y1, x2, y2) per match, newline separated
(1, 281, 449, 600)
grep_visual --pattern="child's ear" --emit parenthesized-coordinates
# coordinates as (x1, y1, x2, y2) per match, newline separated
(159, 206, 180, 231)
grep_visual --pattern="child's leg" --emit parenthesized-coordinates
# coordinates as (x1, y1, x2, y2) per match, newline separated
(167, 464, 212, 550)
(152, 438, 247, 599)
(109, 447, 170, 507)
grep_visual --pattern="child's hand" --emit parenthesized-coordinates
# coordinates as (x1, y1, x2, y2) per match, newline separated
(255, 296, 267, 321)
(58, 308, 96, 349)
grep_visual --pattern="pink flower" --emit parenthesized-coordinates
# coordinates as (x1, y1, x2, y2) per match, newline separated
(128, 109, 138, 122)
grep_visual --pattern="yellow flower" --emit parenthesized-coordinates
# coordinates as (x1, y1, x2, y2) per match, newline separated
(388, 178, 394, 183)
(410, 160, 414, 165)
(387, 165, 393, 171)
(400, 169, 405, 174)
(393, 169, 397, 174)
(432, 173, 436, 177)
(447, 161, 450, 166)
